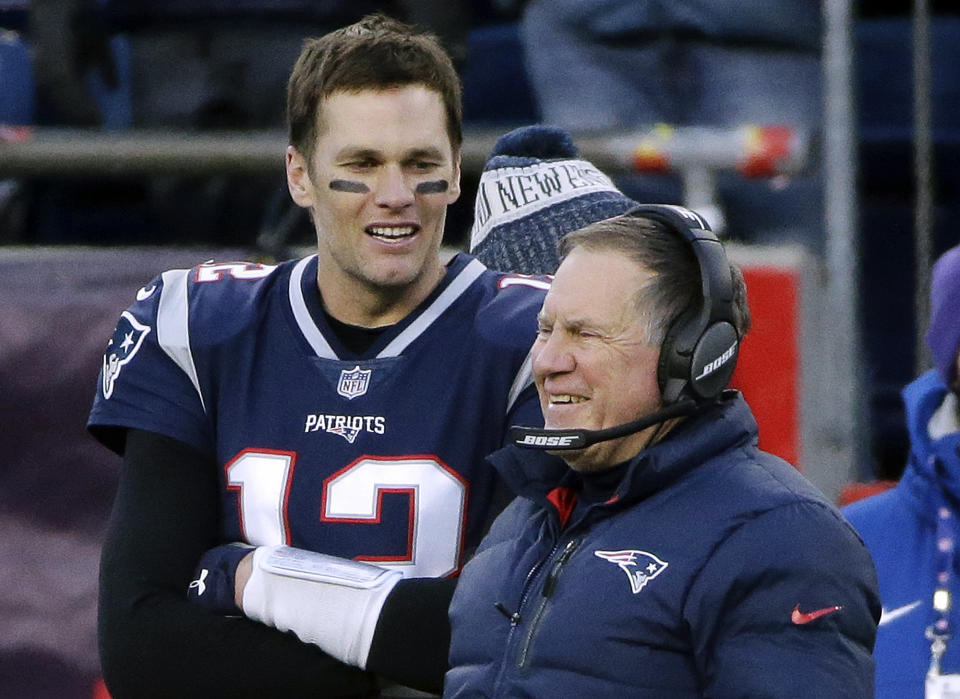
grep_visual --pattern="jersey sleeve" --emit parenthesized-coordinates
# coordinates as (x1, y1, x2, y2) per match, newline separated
(685, 501, 881, 698)
(88, 269, 212, 456)
(504, 381, 542, 446)
(474, 268, 550, 440)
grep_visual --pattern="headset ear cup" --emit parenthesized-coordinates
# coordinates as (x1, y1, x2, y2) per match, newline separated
(688, 322, 740, 400)
(637, 203, 739, 404)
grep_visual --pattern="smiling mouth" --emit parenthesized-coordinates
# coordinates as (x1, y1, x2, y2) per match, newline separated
(550, 394, 587, 404)
(366, 225, 419, 241)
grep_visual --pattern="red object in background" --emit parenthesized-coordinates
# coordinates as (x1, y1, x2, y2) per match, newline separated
(0, 125, 33, 143)
(729, 262, 801, 468)
(738, 125, 794, 178)
(91, 677, 111, 699)
(835, 480, 898, 507)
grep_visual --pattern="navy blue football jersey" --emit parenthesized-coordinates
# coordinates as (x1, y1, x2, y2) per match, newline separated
(89, 253, 549, 578)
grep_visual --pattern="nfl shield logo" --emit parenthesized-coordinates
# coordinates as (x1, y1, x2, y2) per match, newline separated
(337, 365, 372, 400)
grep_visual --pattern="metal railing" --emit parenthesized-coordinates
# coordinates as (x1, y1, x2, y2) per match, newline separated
(0, 123, 809, 179)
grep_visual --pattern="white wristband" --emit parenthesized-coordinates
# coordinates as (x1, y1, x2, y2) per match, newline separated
(241, 546, 402, 669)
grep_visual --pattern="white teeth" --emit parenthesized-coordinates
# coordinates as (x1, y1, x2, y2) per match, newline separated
(368, 226, 416, 238)
(551, 394, 585, 404)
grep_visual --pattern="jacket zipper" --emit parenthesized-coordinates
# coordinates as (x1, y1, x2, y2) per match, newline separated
(495, 553, 549, 627)
(491, 541, 558, 695)
(515, 537, 580, 668)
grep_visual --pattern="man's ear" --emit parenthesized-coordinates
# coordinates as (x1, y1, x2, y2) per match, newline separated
(286, 146, 314, 208)
(447, 152, 462, 205)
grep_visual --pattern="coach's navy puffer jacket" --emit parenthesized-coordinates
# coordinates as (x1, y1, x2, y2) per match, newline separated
(446, 393, 880, 698)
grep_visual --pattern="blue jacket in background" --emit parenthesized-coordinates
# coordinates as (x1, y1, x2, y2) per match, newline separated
(447, 393, 880, 698)
(844, 370, 960, 699)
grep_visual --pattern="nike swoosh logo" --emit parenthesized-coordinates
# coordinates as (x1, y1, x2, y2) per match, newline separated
(136, 285, 157, 301)
(879, 600, 921, 626)
(791, 604, 843, 625)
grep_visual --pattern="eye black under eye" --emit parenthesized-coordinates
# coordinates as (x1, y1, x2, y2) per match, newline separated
(415, 180, 449, 194)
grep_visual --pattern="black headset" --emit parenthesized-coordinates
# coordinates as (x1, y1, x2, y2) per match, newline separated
(626, 204, 740, 405)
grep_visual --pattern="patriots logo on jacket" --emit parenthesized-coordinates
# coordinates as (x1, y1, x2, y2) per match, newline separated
(102, 311, 151, 399)
(337, 366, 371, 399)
(594, 549, 669, 594)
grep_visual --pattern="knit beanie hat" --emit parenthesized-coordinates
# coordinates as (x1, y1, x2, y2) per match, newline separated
(927, 243, 960, 385)
(469, 125, 637, 275)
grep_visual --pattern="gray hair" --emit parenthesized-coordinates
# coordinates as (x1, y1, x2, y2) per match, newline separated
(558, 214, 751, 346)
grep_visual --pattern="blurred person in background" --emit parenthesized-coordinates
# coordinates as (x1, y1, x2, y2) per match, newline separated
(519, 0, 823, 249)
(844, 243, 960, 699)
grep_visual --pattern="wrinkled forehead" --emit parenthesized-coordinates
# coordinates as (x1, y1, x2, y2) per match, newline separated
(544, 247, 651, 321)
(554, 246, 649, 294)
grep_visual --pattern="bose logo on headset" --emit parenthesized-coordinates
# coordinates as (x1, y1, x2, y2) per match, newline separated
(517, 434, 579, 448)
(694, 340, 738, 382)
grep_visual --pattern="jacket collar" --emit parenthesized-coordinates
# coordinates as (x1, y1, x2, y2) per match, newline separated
(899, 370, 960, 519)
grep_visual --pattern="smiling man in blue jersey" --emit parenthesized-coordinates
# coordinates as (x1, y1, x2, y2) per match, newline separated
(88, 15, 579, 698)
(844, 243, 960, 699)
(172, 115, 642, 693)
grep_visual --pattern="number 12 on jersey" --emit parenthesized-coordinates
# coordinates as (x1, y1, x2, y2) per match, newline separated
(226, 450, 468, 578)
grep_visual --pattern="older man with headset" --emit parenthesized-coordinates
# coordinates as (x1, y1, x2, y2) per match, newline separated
(441, 205, 879, 697)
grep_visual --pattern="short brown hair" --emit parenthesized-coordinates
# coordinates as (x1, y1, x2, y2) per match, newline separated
(287, 13, 463, 163)
(559, 214, 751, 347)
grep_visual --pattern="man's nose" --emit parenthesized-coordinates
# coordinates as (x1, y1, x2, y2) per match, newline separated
(532, 332, 576, 378)
(374, 164, 415, 209)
